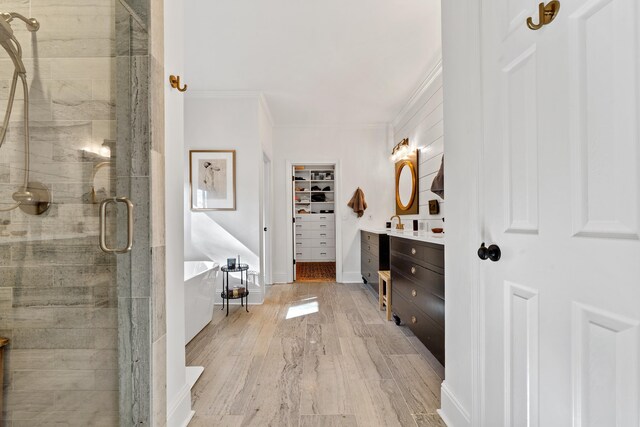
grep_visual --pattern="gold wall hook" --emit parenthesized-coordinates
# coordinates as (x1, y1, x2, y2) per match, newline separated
(527, 1, 560, 30)
(169, 75, 188, 92)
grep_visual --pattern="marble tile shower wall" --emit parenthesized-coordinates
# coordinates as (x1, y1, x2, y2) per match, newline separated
(0, 0, 121, 425)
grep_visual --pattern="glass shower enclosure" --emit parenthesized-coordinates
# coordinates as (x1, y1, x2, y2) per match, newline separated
(0, 0, 159, 425)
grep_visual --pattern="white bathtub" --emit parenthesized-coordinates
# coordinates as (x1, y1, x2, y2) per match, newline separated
(184, 261, 220, 344)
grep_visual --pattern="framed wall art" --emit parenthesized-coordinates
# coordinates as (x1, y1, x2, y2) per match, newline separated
(189, 150, 236, 211)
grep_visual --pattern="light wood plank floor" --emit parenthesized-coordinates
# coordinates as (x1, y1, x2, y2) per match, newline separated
(186, 282, 446, 427)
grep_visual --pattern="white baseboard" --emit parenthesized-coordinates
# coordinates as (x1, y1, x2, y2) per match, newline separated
(214, 301, 263, 306)
(271, 272, 289, 284)
(167, 383, 193, 427)
(342, 271, 364, 283)
(186, 366, 204, 389)
(438, 381, 471, 427)
(271, 272, 363, 284)
(181, 411, 195, 427)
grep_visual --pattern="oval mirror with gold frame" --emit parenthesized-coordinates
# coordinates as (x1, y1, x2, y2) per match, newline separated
(395, 149, 419, 214)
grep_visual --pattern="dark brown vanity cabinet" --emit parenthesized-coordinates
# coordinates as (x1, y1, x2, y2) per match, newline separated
(390, 236, 445, 366)
(360, 231, 390, 293)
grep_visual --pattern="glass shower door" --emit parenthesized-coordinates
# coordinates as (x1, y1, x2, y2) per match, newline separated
(0, 0, 155, 425)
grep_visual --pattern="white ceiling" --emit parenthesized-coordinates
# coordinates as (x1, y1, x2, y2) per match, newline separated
(184, 0, 442, 126)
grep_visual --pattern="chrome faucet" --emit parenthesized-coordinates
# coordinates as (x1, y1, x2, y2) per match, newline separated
(390, 215, 404, 230)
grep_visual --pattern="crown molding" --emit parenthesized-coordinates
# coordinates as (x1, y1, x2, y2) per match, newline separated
(392, 59, 443, 129)
(258, 93, 275, 127)
(185, 90, 263, 99)
(273, 123, 389, 130)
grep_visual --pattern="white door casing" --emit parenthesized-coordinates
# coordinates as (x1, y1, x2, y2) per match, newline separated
(481, 0, 640, 426)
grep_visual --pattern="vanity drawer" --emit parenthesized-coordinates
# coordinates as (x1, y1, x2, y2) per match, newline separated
(361, 231, 380, 245)
(392, 292, 445, 365)
(362, 268, 377, 284)
(392, 269, 444, 327)
(361, 241, 379, 257)
(312, 247, 335, 260)
(390, 237, 444, 270)
(361, 251, 380, 271)
(390, 254, 444, 299)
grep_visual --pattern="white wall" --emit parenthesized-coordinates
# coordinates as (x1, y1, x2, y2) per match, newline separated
(164, 0, 193, 426)
(272, 126, 394, 283)
(184, 95, 267, 302)
(392, 65, 445, 229)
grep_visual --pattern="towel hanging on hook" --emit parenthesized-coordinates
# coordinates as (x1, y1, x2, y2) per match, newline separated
(347, 187, 367, 217)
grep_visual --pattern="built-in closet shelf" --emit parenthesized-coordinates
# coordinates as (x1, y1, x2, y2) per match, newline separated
(293, 165, 336, 261)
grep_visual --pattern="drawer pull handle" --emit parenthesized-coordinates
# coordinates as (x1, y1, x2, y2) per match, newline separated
(321, 253, 327, 255)
(368, 235, 370, 240)
(320, 216, 326, 219)
(296, 234, 302, 237)
(321, 242, 326, 245)
(320, 234, 327, 237)
(411, 248, 416, 255)
(411, 316, 417, 324)
(296, 242, 302, 245)
(411, 266, 416, 275)
(412, 289, 417, 297)
(320, 225, 327, 228)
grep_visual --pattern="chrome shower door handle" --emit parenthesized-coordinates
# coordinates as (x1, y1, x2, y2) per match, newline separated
(99, 197, 134, 254)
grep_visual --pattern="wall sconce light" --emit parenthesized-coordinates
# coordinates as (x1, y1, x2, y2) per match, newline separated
(390, 138, 410, 162)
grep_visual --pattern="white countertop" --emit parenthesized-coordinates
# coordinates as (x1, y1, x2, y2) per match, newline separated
(359, 226, 390, 234)
(386, 230, 445, 245)
(360, 227, 445, 246)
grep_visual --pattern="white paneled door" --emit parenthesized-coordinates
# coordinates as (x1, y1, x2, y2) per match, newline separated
(480, 0, 640, 426)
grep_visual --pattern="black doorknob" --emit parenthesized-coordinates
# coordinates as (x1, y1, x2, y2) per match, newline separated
(478, 243, 501, 262)
(478, 243, 489, 260)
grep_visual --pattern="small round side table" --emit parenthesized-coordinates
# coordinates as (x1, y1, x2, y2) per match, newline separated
(220, 264, 250, 317)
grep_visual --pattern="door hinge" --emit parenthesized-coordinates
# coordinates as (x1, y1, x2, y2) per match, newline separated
(293, 259, 296, 265)
(292, 217, 296, 223)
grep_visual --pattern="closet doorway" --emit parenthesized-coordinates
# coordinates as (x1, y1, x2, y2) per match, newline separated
(292, 164, 337, 282)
